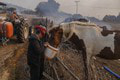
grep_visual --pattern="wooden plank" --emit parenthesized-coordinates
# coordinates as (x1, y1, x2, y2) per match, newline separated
(56, 57, 80, 80)
(43, 72, 55, 80)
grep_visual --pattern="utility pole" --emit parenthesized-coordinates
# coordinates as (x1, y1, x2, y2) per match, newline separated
(75, 1, 80, 14)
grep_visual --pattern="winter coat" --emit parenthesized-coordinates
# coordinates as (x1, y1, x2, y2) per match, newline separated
(27, 34, 47, 66)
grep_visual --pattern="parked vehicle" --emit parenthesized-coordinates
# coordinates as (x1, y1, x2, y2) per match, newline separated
(0, 2, 29, 45)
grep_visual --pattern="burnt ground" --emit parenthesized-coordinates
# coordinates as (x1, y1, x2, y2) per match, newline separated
(3, 41, 120, 80)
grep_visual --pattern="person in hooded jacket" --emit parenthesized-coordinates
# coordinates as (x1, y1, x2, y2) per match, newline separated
(27, 25, 49, 80)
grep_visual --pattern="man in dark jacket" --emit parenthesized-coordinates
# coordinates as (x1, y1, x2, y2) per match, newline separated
(27, 25, 49, 80)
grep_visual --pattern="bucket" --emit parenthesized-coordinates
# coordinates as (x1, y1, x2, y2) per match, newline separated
(45, 44, 59, 60)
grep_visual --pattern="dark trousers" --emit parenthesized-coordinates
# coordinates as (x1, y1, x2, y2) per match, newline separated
(29, 59, 44, 80)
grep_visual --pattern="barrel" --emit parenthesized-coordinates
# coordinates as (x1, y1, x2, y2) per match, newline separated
(5, 22, 14, 38)
(0, 22, 14, 38)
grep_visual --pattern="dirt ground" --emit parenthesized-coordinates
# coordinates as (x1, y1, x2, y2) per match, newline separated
(3, 41, 119, 80)
(0, 38, 27, 80)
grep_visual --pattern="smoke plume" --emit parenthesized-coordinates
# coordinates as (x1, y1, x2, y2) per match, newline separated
(35, 0, 71, 24)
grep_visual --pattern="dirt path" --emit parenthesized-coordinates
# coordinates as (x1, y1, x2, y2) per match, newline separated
(0, 41, 27, 80)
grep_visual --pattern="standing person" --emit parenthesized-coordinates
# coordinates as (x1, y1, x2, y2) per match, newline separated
(27, 25, 49, 80)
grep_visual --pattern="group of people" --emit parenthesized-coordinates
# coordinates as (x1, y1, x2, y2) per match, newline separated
(27, 25, 49, 80)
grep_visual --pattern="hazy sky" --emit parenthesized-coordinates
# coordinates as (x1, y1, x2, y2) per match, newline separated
(1, 0, 120, 19)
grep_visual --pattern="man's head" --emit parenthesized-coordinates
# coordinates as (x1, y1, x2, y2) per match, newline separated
(35, 25, 47, 39)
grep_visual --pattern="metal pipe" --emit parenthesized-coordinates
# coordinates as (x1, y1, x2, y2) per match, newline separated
(104, 66, 120, 79)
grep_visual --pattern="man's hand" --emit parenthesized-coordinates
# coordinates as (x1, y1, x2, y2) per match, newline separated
(44, 42, 49, 47)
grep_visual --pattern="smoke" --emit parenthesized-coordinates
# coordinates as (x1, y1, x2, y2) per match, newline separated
(35, 0, 71, 24)
(35, 0, 60, 15)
